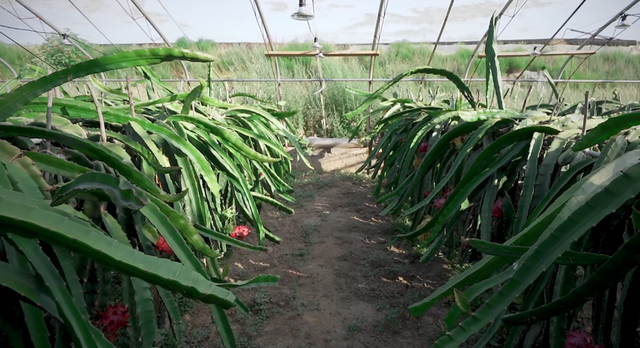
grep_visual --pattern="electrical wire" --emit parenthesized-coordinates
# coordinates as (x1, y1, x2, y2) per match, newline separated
(560, 16, 640, 94)
(497, 0, 530, 37)
(0, 3, 48, 40)
(115, 0, 157, 43)
(1, 2, 85, 67)
(249, 0, 271, 51)
(67, 0, 119, 48)
(157, 0, 190, 40)
(513, 0, 588, 82)
(72, 37, 109, 56)
(0, 30, 54, 69)
(469, 0, 526, 80)
(0, 23, 54, 34)
(373, 0, 390, 51)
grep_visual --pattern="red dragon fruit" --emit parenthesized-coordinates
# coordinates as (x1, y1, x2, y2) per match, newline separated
(565, 330, 604, 348)
(231, 225, 251, 240)
(492, 197, 504, 218)
(433, 197, 447, 210)
(93, 303, 130, 342)
(419, 142, 429, 153)
(154, 236, 173, 256)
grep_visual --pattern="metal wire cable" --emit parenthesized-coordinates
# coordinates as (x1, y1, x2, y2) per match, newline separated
(67, 0, 119, 48)
(513, 0, 587, 81)
(157, 0, 190, 40)
(1, 2, 85, 67)
(497, 0, 529, 37)
(0, 23, 54, 34)
(0, 30, 54, 69)
(469, 0, 525, 80)
(115, 0, 157, 43)
(377, 0, 390, 50)
(560, 16, 640, 95)
(249, 0, 271, 52)
(0, 3, 48, 40)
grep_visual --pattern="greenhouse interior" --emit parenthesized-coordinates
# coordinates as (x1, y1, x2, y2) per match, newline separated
(1, 0, 640, 347)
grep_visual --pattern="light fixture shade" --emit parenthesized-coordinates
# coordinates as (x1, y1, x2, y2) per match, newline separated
(530, 46, 540, 56)
(291, 6, 314, 21)
(616, 19, 630, 29)
(61, 34, 73, 46)
(311, 39, 322, 50)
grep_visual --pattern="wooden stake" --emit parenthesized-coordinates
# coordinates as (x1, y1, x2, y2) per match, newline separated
(45, 70, 53, 151)
(582, 91, 589, 136)
(316, 56, 328, 137)
(126, 77, 136, 118)
(87, 83, 107, 143)
(224, 81, 231, 103)
(521, 85, 534, 113)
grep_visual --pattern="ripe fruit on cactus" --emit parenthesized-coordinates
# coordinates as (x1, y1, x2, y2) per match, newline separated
(231, 225, 251, 240)
(565, 330, 603, 348)
(492, 198, 504, 218)
(93, 303, 130, 342)
(433, 197, 447, 210)
(419, 142, 429, 153)
(155, 236, 173, 256)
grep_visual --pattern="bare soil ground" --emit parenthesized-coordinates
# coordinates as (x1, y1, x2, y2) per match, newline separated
(183, 172, 464, 348)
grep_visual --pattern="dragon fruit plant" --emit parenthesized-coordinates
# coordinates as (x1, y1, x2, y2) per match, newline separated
(350, 14, 640, 348)
(0, 48, 307, 347)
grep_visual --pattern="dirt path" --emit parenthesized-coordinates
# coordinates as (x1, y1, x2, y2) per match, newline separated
(184, 172, 460, 348)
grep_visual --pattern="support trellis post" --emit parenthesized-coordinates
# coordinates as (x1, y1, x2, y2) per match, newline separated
(367, 0, 388, 132)
(252, 0, 285, 111)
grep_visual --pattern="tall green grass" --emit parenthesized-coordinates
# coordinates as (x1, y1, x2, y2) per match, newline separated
(0, 42, 30, 78)
(1, 39, 639, 137)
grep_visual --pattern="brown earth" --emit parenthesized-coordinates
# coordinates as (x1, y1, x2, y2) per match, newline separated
(182, 172, 466, 348)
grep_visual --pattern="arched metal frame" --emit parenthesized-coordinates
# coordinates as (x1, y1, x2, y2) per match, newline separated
(4, 0, 639, 104)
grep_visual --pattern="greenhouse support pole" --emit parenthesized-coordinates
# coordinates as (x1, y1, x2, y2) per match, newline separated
(582, 91, 589, 136)
(253, 0, 284, 111)
(514, 0, 587, 83)
(367, 0, 388, 132)
(550, 0, 640, 102)
(14, 0, 107, 81)
(316, 55, 327, 137)
(462, 0, 516, 80)
(0, 57, 18, 77)
(129, 0, 191, 90)
(419, 0, 455, 101)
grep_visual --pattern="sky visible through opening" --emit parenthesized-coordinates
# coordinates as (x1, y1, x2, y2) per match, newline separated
(0, 0, 638, 45)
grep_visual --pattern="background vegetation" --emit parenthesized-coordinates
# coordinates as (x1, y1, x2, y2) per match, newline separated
(1, 36, 639, 138)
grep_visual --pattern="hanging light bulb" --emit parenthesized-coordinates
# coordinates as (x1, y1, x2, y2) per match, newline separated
(291, 0, 314, 21)
(311, 37, 322, 50)
(616, 14, 631, 29)
(61, 33, 73, 46)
